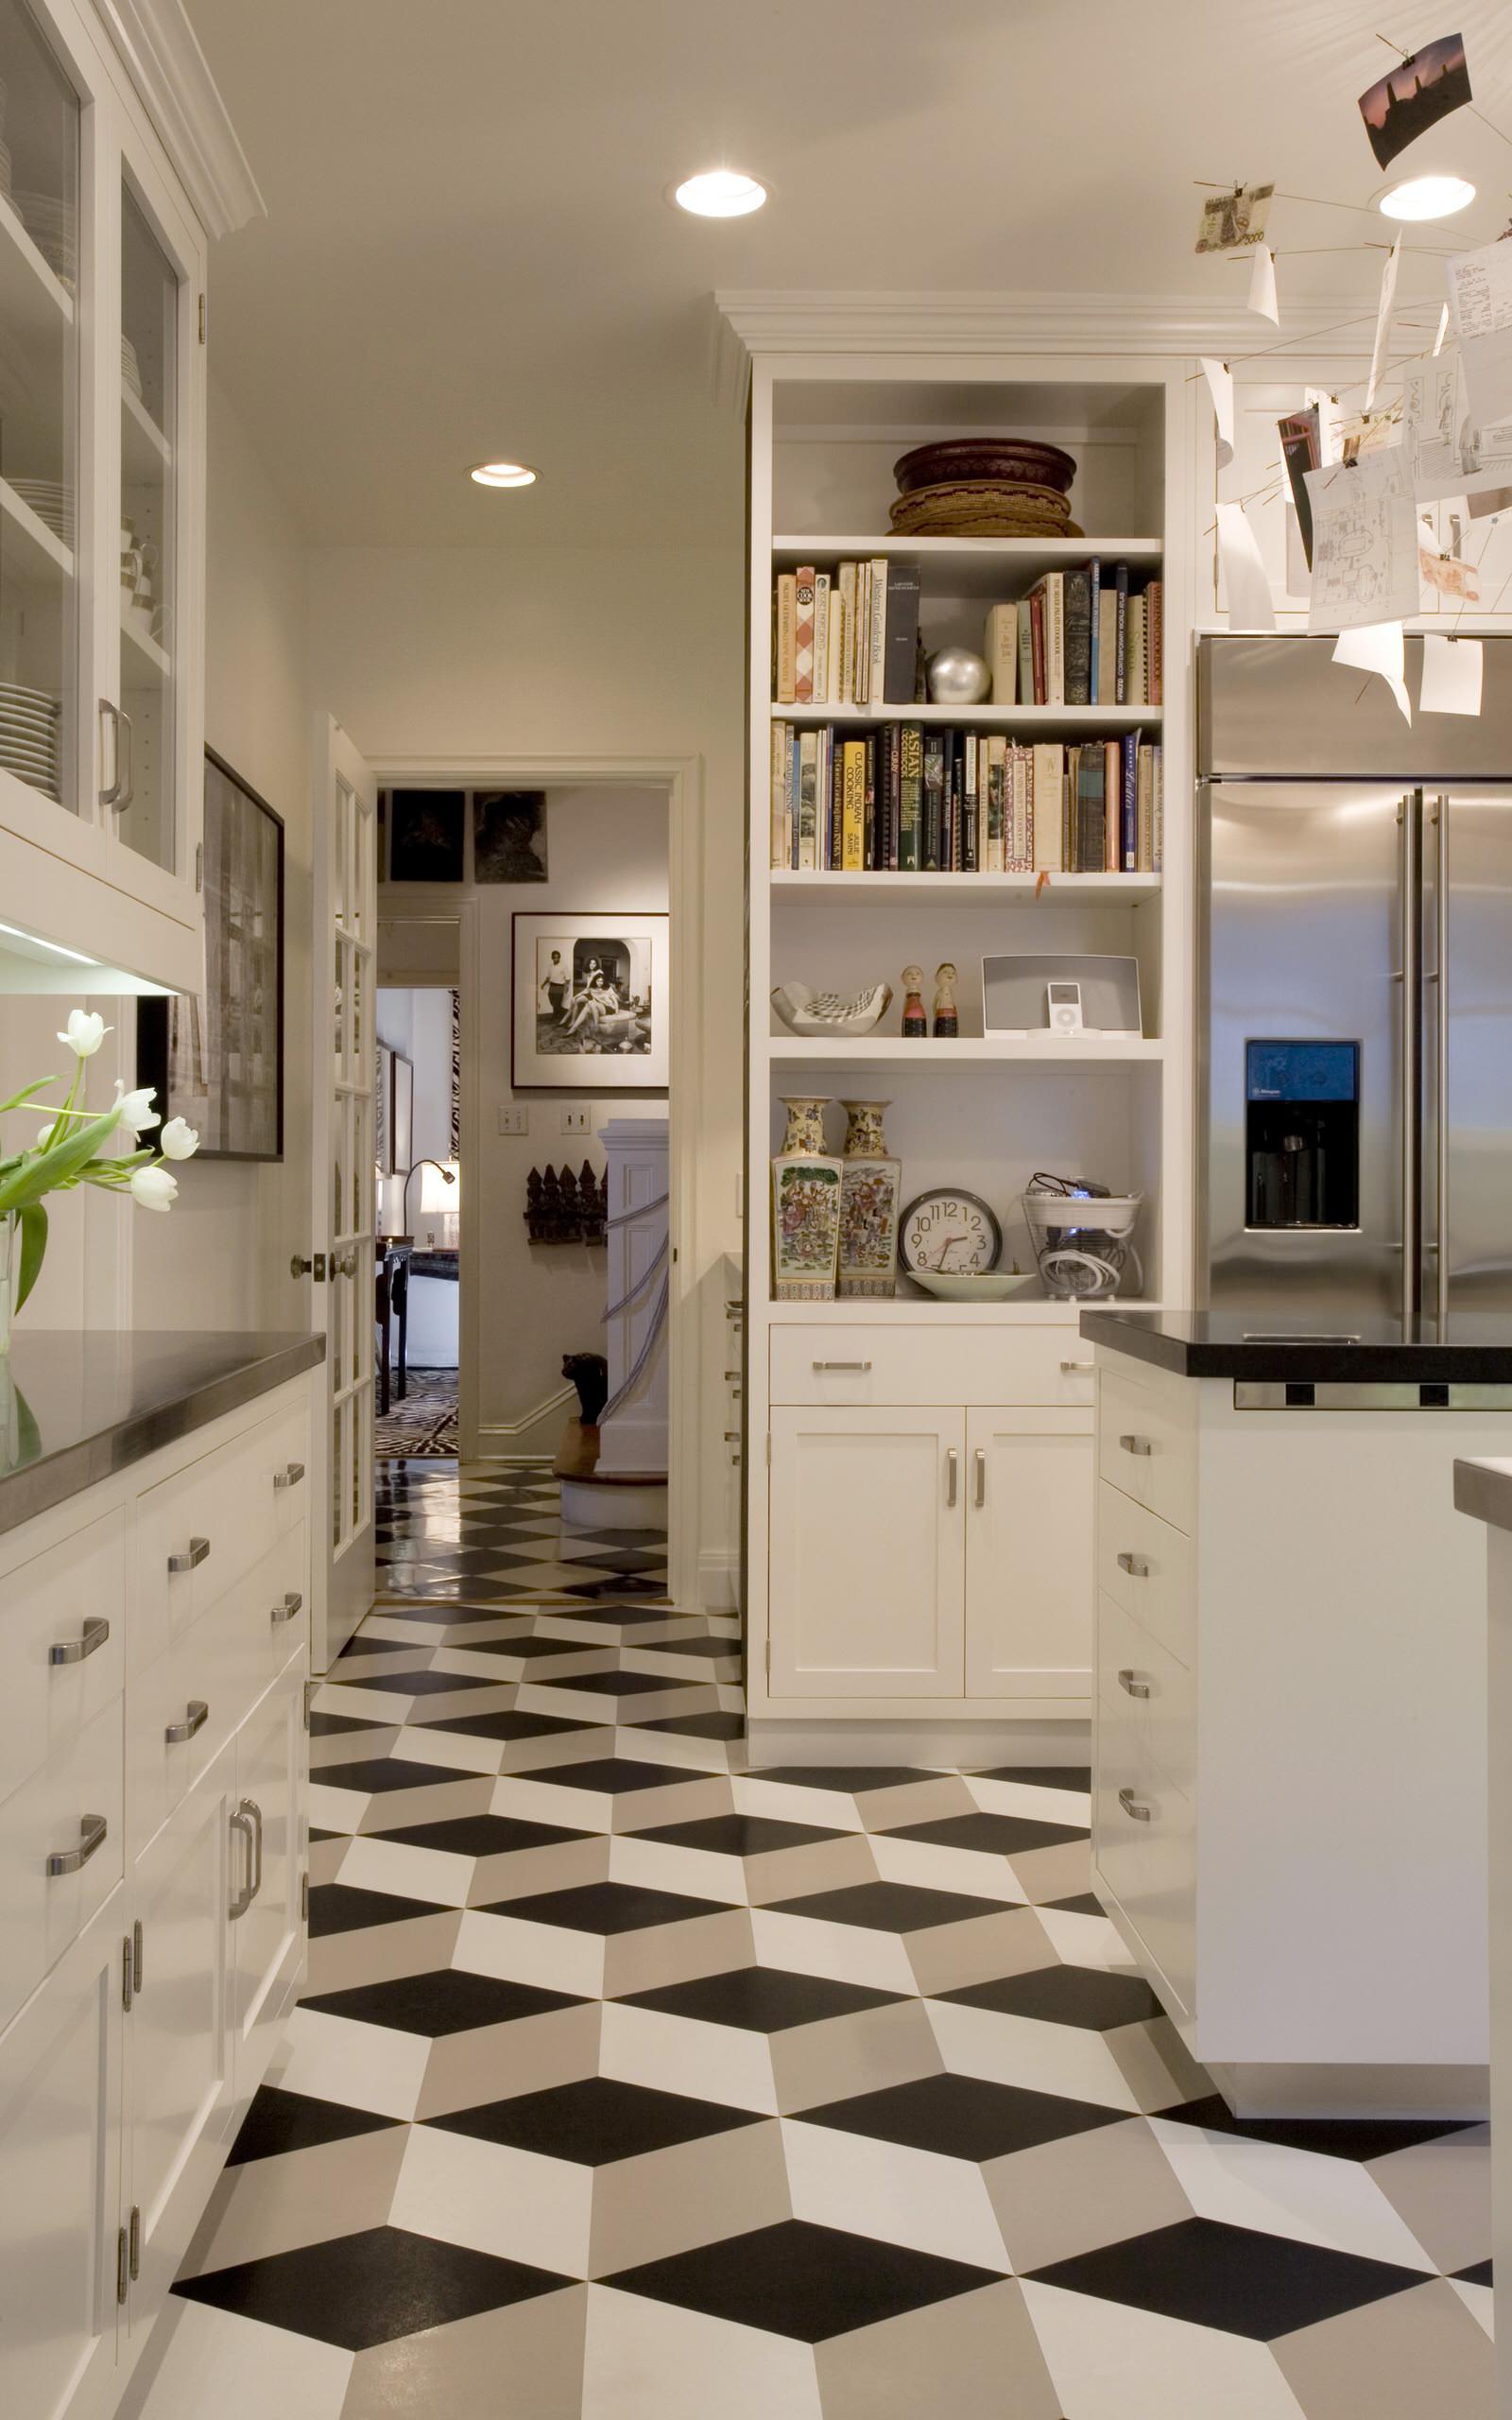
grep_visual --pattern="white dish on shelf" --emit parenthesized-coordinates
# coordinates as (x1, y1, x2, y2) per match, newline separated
(771, 980, 892, 1036)
(910, 1270, 1040, 1303)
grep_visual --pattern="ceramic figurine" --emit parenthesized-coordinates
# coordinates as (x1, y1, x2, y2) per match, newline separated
(933, 961, 959, 1039)
(772, 1096, 842, 1301)
(901, 964, 927, 1039)
(837, 1098, 901, 1299)
(926, 646, 991, 706)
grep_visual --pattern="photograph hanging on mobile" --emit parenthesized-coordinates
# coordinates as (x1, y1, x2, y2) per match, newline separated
(1358, 32, 1470, 171)
(1194, 181, 1274, 253)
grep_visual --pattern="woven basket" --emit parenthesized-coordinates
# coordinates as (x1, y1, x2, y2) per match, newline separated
(889, 480, 1076, 538)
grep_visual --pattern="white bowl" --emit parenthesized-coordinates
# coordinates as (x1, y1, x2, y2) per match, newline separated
(771, 980, 892, 1037)
(910, 1270, 1040, 1303)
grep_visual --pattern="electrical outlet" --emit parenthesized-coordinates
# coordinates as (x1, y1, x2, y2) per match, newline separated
(561, 1106, 592, 1135)
(497, 1105, 528, 1135)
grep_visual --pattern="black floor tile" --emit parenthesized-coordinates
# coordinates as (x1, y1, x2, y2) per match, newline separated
(174, 2225, 569, 2349)
(605, 2218, 1001, 2342)
(636, 1711, 748, 1740)
(1027, 2215, 1424, 2340)
(301, 1967, 586, 2036)
(1160, 2096, 1478, 2162)
(622, 1965, 902, 2032)
(429, 2074, 760, 2165)
(749, 1766, 943, 1793)
(765, 1879, 1008, 1932)
(308, 1882, 446, 1937)
(973, 1765, 1091, 1791)
(416, 1708, 592, 1743)
(636, 1812, 841, 1856)
(227, 2085, 400, 2165)
(309, 1712, 392, 1738)
(475, 1880, 734, 1933)
(1456, 2257, 1493, 2287)
(883, 1809, 1088, 1854)
(939, 1962, 1161, 2031)
(331, 1667, 503, 1697)
(801, 2070, 1125, 2160)
(313, 1756, 478, 1796)
(377, 1811, 592, 1856)
(1043, 1892, 1107, 1916)
(520, 1756, 712, 1795)
(541, 1668, 700, 1699)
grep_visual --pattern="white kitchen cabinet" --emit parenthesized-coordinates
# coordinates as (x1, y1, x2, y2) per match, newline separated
(768, 1406, 967, 1698)
(964, 1409, 1094, 1699)
(0, 1886, 123, 2420)
(229, 1651, 305, 2103)
(0, 0, 256, 992)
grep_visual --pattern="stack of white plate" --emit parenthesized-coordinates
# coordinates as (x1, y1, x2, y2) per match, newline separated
(13, 191, 77, 288)
(0, 140, 13, 199)
(121, 335, 143, 400)
(0, 683, 62, 803)
(10, 478, 75, 548)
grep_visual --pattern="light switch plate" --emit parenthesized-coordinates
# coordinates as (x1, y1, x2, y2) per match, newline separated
(561, 1106, 592, 1134)
(498, 1105, 528, 1135)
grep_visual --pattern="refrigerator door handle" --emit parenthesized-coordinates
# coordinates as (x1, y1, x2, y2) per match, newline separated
(1398, 794, 1419, 1324)
(1432, 794, 1449, 1336)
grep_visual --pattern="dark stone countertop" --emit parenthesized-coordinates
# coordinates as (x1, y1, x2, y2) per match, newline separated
(0, 1330, 325, 1536)
(1080, 1306, 1512, 1385)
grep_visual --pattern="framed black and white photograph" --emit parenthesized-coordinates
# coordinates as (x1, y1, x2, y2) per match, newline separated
(137, 748, 284, 1160)
(511, 910, 669, 1090)
(391, 1052, 415, 1171)
(388, 788, 465, 883)
(473, 789, 547, 882)
(376, 1041, 393, 1175)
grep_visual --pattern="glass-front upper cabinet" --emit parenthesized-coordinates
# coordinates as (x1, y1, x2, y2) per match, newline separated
(0, 0, 80, 820)
(115, 170, 185, 875)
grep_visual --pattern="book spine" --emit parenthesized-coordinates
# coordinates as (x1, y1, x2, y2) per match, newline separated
(899, 724, 923, 871)
(1122, 731, 1139, 871)
(793, 566, 816, 704)
(1046, 573, 1065, 706)
(812, 573, 831, 705)
(1126, 596, 1146, 707)
(816, 729, 831, 870)
(1017, 600, 1034, 704)
(984, 603, 1017, 704)
(1146, 579, 1163, 705)
(776, 574, 797, 704)
(922, 735, 945, 871)
(864, 732, 878, 872)
(770, 720, 787, 869)
(986, 735, 1005, 872)
(789, 729, 801, 869)
(1032, 744, 1062, 871)
(826, 586, 845, 706)
(855, 563, 871, 705)
(841, 740, 866, 871)
(1113, 563, 1129, 705)
(1029, 590, 1046, 705)
(1105, 738, 1120, 873)
(868, 558, 888, 709)
(1064, 566, 1091, 707)
(883, 564, 920, 704)
(1153, 743, 1163, 872)
(1136, 744, 1153, 873)
(1087, 560, 1101, 705)
(962, 735, 979, 873)
(1009, 744, 1027, 872)
(797, 731, 818, 870)
(888, 724, 902, 871)
(948, 729, 963, 873)
(829, 729, 844, 871)
(1097, 592, 1118, 704)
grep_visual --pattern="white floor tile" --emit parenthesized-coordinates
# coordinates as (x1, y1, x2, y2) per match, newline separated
(749, 1908, 918, 1996)
(129, 2296, 352, 2420)
(869, 1832, 1028, 1903)
(1021, 2278, 1310, 2420)
(275, 2004, 431, 2120)
(1147, 2118, 1438, 2274)
(338, 1832, 474, 1908)
(454, 1905, 606, 1997)
(598, 1998, 780, 2116)
(389, 2118, 593, 2275)
(1033, 1905, 1142, 1971)
(965, 1777, 1092, 1827)
(926, 1998, 1141, 2111)
(733, 1776, 868, 1832)
(1450, 2274, 1496, 2338)
(782, 2116, 1013, 2273)
(581, 2285, 821, 2420)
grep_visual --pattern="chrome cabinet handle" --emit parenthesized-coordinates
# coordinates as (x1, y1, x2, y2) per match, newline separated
(1119, 1435, 1153, 1458)
(812, 1359, 872, 1372)
(1118, 1786, 1152, 1823)
(1118, 1668, 1151, 1699)
(50, 1616, 111, 1666)
(1116, 1551, 1150, 1579)
(274, 1461, 304, 1492)
(974, 1447, 987, 1508)
(228, 1803, 256, 1920)
(271, 1591, 303, 1624)
(1433, 793, 1450, 1339)
(98, 699, 126, 808)
(167, 1536, 210, 1575)
(1399, 791, 1419, 1324)
(164, 1699, 209, 1743)
(47, 1812, 108, 1876)
(1060, 1359, 1093, 1374)
(946, 1448, 958, 1508)
(248, 1799, 264, 1902)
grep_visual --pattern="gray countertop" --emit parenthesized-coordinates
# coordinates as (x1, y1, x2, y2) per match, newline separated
(1454, 1458, 1512, 1535)
(0, 1330, 325, 1537)
(1082, 1306, 1512, 1385)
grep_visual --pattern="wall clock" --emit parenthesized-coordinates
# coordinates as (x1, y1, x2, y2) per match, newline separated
(899, 1189, 1003, 1275)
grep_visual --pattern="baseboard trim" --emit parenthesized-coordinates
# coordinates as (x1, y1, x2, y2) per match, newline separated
(746, 1717, 1091, 1767)
(698, 1547, 739, 1613)
(1208, 2061, 1489, 2123)
(477, 1384, 576, 1461)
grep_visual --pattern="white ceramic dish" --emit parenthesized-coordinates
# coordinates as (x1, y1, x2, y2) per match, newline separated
(771, 980, 892, 1037)
(910, 1270, 1040, 1303)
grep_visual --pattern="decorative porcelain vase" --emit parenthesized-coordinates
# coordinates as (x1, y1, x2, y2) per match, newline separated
(837, 1102, 899, 1298)
(772, 1098, 841, 1301)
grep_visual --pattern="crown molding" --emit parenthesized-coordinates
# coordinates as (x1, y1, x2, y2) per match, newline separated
(91, 0, 265, 238)
(712, 287, 1384, 411)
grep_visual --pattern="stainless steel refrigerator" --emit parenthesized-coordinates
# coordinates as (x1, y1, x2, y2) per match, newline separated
(1197, 633, 1512, 1323)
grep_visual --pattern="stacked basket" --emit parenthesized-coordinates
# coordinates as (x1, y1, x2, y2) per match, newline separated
(888, 438, 1079, 538)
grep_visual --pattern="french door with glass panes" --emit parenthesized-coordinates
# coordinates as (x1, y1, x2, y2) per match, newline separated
(305, 716, 378, 1668)
(0, 0, 206, 986)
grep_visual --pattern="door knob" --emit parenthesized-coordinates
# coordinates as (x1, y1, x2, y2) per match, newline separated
(290, 1253, 328, 1281)
(335, 1249, 358, 1278)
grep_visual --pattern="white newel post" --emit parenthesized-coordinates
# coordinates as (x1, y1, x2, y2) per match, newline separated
(598, 1116, 670, 1478)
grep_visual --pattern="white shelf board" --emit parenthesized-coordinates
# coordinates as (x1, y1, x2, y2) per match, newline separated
(0, 476, 73, 581)
(767, 1035, 1163, 1066)
(771, 533, 1162, 599)
(770, 870, 1160, 899)
(772, 701, 1160, 728)
(122, 615, 171, 679)
(0, 189, 74, 341)
(122, 383, 172, 478)
(759, 1295, 1083, 1325)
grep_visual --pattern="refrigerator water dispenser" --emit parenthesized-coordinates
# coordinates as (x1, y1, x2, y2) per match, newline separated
(1246, 1041, 1360, 1230)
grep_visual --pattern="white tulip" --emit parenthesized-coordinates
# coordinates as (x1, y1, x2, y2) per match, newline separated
(57, 1010, 110, 1059)
(112, 1082, 161, 1135)
(129, 1164, 178, 1213)
(37, 1122, 54, 1148)
(159, 1117, 199, 1161)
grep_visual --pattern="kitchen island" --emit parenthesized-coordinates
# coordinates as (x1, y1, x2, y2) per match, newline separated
(1082, 1306, 1512, 2118)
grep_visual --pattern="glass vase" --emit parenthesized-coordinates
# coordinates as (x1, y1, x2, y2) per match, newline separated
(0, 1211, 15, 1357)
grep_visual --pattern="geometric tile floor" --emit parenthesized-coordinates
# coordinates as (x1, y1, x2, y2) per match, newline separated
(130, 1462, 1494, 2418)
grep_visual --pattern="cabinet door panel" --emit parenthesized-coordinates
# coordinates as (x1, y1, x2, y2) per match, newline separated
(965, 1409, 1093, 1700)
(231, 1655, 305, 2105)
(0, 1888, 123, 2420)
(768, 1409, 965, 1697)
(126, 1738, 234, 2344)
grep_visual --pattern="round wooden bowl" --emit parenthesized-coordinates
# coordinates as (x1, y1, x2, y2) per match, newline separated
(892, 438, 1077, 496)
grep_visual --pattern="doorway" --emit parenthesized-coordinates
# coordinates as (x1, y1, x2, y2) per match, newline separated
(374, 957, 463, 1459)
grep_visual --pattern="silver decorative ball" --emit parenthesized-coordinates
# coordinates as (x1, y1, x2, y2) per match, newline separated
(926, 646, 991, 705)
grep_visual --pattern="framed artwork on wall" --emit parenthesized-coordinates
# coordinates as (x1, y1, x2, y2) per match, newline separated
(136, 748, 284, 1160)
(473, 790, 547, 881)
(376, 1041, 393, 1175)
(388, 789, 465, 883)
(511, 910, 669, 1090)
(391, 1052, 415, 1171)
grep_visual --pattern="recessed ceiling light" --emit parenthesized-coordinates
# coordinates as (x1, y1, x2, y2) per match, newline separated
(468, 461, 537, 489)
(1379, 173, 1475, 221)
(672, 168, 767, 218)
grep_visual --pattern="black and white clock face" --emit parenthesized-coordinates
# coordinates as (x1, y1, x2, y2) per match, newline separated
(900, 1190, 1003, 1274)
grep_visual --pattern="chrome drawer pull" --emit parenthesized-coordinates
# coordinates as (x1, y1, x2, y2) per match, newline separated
(274, 1461, 305, 1492)
(1119, 1434, 1153, 1458)
(1117, 1786, 1152, 1823)
(164, 1700, 208, 1744)
(946, 1447, 959, 1508)
(1116, 1551, 1150, 1579)
(47, 1812, 108, 1876)
(50, 1616, 111, 1666)
(167, 1536, 210, 1575)
(1060, 1359, 1093, 1374)
(271, 1591, 303, 1624)
(813, 1359, 872, 1372)
(228, 1803, 256, 1920)
(974, 1446, 987, 1508)
(1117, 1668, 1151, 1700)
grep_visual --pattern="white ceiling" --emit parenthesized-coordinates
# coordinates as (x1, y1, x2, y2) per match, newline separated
(184, 0, 1512, 548)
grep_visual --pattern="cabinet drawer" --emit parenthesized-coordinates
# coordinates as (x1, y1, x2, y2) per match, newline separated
(1097, 1365, 1196, 1534)
(134, 1400, 310, 1676)
(1097, 1590, 1194, 1798)
(1096, 1484, 1194, 1670)
(1094, 1672, 1195, 2013)
(771, 1323, 1092, 1409)
(0, 1506, 126, 1812)
(0, 1700, 124, 2032)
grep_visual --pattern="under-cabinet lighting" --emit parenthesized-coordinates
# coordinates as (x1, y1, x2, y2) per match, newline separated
(672, 168, 767, 217)
(0, 921, 99, 965)
(468, 462, 537, 489)
(1378, 174, 1475, 221)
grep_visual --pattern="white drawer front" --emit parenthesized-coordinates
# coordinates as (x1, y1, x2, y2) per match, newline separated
(1097, 1483, 1194, 1670)
(1098, 1589, 1194, 1799)
(1097, 1365, 1196, 1535)
(0, 1700, 124, 2032)
(0, 1506, 126, 1812)
(134, 1400, 311, 1676)
(771, 1323, 1092, 1409)
(1094, 1667, 1195, 2014)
